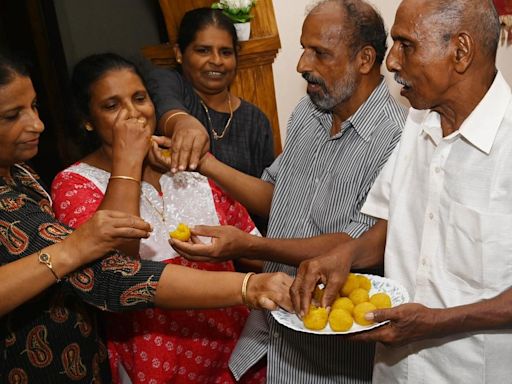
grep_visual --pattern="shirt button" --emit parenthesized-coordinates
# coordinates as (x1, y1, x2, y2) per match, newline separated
(315, 178, 319, 183)
(435, 167, 441, 173)
(273, 332, 280, 339)
(421, 258, 427, 266)
(429, 213, 434, 220)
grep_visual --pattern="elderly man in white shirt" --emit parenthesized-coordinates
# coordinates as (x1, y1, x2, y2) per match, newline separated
(291, 0, 512, 383)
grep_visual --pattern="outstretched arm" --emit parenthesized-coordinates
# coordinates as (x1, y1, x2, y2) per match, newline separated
(198, 153, 274, 218)
(0, 210, 151, 317)
(171, 226, 352, 266)
(154, 267, 293, 312)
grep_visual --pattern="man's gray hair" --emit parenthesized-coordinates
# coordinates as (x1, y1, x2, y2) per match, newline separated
(426, 0, 500, 58)
(306, 0, 388, 64)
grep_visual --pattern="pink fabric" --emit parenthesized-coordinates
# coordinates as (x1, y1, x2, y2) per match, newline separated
(51, 170, 265, 384)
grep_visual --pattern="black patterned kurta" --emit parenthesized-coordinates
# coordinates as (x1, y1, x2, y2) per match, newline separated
(0, 164, 166, 383)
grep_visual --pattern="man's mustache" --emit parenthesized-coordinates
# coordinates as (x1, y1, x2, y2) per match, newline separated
(302, 72, 327, 90)
(394, 73, 411, 87)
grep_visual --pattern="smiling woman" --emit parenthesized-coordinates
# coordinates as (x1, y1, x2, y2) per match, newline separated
(145, 8, 275, 181)
(145, 8, 276, 235)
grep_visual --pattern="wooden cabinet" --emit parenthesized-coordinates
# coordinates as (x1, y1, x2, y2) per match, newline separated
(142, 0, 282, 154)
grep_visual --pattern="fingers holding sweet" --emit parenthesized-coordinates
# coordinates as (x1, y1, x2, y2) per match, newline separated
(291, 248, 353, 317)
(168, 238, 224, 262)
(147, 136, 172, 171)
(290, 259, 322, 317)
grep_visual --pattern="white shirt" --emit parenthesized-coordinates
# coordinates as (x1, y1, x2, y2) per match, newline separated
(362, 71, 512, 383)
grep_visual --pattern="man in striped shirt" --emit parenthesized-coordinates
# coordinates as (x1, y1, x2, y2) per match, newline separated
(292, 0, 512, 383)
(169, 0, 407, 382)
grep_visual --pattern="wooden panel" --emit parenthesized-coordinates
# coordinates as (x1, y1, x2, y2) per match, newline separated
(147, 0, 282, 154)
(159, 0, 278, 42)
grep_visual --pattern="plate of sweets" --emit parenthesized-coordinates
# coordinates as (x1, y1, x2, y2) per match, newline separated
(271, 273, 409, 335)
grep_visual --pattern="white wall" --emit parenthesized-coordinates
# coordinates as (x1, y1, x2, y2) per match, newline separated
(272, 0, 512, 142)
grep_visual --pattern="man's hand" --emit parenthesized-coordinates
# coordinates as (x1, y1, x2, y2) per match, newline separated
(290, 245, 354, 318)
(169, 225, 253, 262)
(349, 303, 441, 346)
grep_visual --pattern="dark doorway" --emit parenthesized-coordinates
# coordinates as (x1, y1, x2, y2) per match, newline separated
(0, 0, 73, 186)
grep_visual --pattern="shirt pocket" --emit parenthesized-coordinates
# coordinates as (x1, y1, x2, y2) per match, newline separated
(445, 201, 512, 292)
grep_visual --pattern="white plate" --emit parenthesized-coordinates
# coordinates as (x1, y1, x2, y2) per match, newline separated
(271, 274, 410, 335)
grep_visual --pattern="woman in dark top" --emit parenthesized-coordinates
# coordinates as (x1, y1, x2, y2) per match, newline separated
(145, 8, 275, 180)
(0, 51, 292, 383)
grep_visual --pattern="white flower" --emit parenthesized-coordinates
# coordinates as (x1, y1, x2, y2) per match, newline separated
(212, 0, 256, 23)
(220, 0, 254, 9)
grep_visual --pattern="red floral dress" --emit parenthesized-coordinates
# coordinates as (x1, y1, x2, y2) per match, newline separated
(51, 163, 265, 384)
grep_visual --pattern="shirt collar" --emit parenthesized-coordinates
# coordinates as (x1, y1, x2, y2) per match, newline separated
(420, 71, 511, 153)
(349, 78, 391, 141)
(312, 77, 392, 141)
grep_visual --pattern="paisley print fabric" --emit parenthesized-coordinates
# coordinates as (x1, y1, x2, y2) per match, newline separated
(0, 164, 166, 383)
(52, 164, 263, 383)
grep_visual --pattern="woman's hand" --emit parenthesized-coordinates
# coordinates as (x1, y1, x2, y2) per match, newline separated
(161, 112, 210, 173)
(246, 272, 294, 312)
(148, 135, 173, 172)
(61, 210, 152, 265)
(111, 108, 152, 167)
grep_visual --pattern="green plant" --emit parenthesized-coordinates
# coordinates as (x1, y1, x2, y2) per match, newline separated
(212, 0, 257, 23)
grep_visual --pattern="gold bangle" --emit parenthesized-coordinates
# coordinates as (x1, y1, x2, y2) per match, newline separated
(109, 175, 141, 184)
(162, 111, 189, 134)
(38, 251, 61, 283)
(241, 272, 256, 307)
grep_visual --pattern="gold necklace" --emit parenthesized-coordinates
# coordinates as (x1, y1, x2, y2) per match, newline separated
(141, 189, 166, 223)
(199, 93, 233, 140)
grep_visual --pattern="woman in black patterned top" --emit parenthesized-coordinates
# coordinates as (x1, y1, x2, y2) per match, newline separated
(145, 7, 275, 234)
(0, 52, 292, 383)
(146, 8, 275, 177)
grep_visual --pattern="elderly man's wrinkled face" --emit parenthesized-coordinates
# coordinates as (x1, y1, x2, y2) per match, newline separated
(297, 5, 359, 111)
(386, 0, 453, 110)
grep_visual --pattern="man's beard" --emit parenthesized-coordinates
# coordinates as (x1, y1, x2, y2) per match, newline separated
(302, 69, 357, 111)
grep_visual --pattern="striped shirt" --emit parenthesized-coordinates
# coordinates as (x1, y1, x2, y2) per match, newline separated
(229, 79, 407, 383)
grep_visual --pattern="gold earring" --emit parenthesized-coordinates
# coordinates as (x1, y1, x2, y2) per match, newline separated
(176, 57, 182, 64)
(84, 122, 94, 132)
